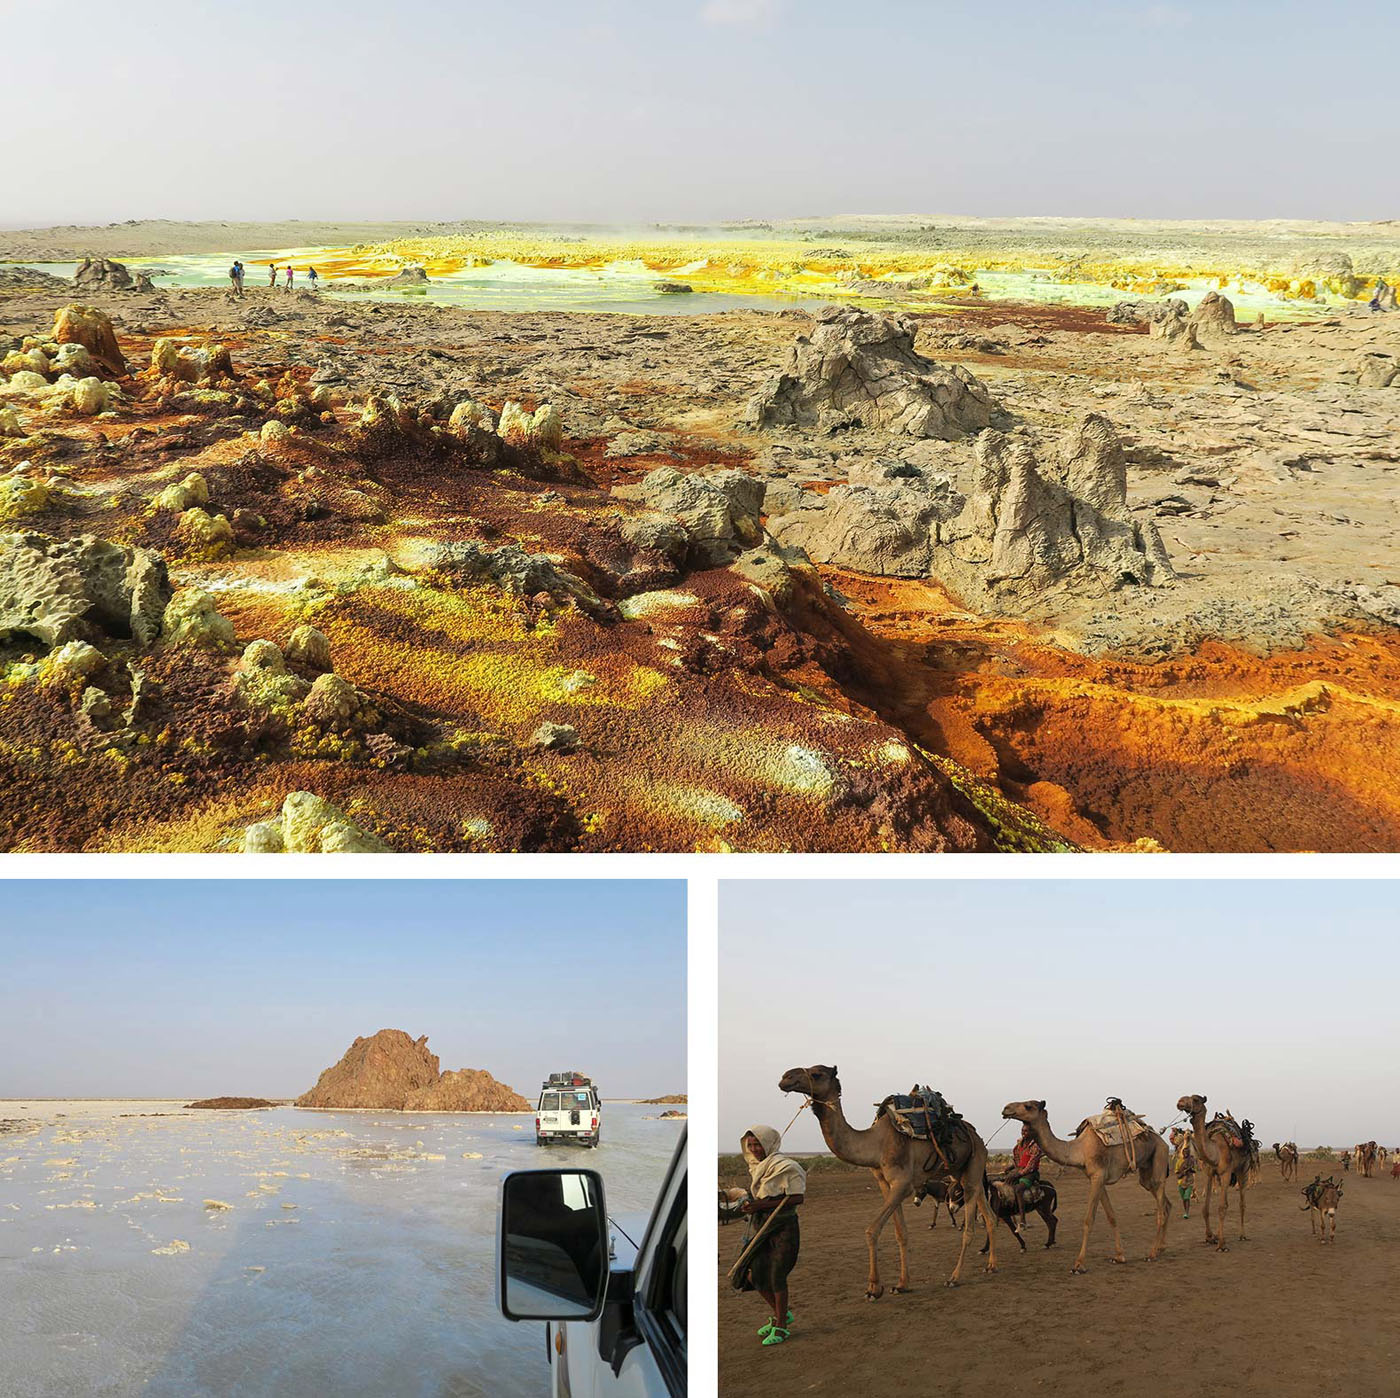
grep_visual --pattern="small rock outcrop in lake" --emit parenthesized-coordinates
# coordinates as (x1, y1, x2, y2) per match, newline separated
(296, 1029, 529, 1111)
(746, 306, 993, 438)
(73, 258, 134, 293)
(185, 1097, 277, 1110)
(382, 266, 429, 288)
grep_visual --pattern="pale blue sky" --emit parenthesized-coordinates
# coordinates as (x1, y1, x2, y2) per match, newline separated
(0, 881, 685, 1099)
(721, 880, 1398, 1149)
(5, 0, 1398, 224)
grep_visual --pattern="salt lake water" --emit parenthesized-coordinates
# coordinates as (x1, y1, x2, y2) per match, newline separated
(8, 251, 1339, 319)
(0, 1099, 682, 1397)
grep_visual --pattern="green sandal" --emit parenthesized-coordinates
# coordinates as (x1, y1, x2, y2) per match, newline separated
(761, 1326, 790, 1346)
(757, 1310, 795, 1339)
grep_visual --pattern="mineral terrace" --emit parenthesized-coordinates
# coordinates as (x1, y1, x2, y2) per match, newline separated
(2, 232, 1399, 852)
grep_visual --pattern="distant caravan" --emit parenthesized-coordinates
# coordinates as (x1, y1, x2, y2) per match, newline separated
(536, 1071, 602, 1148)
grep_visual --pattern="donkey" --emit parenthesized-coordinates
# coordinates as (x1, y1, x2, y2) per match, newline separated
(1301, 1176, 1342, 1243)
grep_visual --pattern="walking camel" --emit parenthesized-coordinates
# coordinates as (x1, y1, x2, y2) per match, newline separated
(1001, 1100, 1171, 1274)
(778, 1065, 998, 1298)
(1272, 1141, 1299, 1181)
(1178, 1095, 1255, 1249)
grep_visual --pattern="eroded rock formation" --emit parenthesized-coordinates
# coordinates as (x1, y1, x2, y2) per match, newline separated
(746, 307, 993, 438)
(768, 414, 1174, 608)
(295, 1029, 529, 1110)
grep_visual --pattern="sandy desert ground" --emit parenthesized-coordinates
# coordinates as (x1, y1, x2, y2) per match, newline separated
(716, 1158, 1400, 1395)
(3, 217, 1399, 851)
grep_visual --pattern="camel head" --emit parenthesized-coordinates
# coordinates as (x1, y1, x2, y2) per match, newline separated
(1176, 1093, 1207, 1117)
(778, 1064, 840, 1102)
(1001, 1099, 1047, 1124)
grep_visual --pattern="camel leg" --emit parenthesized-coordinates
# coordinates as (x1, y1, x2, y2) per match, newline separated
(1215, 1176, 1230, 1252)
(1148, 1180, 1170, 1260)
(949, 1174, 997, 1285)
(1040, 1194, 1058, 1248)
(1201, 1173, 1217, 1244)
(978, 1183, 999, 1275)
(1099, 1185, 1126, 1263)
(890, 1200, 911, 1293)
(1310, 1206, 1317, 1237)
(1238, 1182, 1248, 1241)
(864, 1175, 912, 1301)
(1073, 1175, 1103, 1274)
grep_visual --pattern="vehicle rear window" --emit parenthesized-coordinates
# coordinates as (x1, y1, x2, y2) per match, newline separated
(540, 1092, 561, 1111)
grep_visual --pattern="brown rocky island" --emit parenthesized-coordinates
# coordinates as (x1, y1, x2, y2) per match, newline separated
(295, 1028, 530, 1111)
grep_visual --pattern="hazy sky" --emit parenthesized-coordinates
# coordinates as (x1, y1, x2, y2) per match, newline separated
(6, 0, 1399, 226)
(721, 880, 1398, 1150)
(0, 880, 685, 1099)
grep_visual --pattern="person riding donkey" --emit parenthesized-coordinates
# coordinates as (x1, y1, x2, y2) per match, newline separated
(997, 1122, 1044, 1229)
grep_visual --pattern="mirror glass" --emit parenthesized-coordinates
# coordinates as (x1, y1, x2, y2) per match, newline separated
(501, 1169, 607, 1320)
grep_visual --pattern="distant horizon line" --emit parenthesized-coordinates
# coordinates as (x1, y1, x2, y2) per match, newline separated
(4, 211, 1399, 234)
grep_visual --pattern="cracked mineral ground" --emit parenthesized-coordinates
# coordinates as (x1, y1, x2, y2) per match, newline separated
(3, 235, 1399, 852)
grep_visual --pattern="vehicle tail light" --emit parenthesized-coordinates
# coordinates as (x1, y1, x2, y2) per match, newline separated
(591, 1116, 598, 1129)
(535, 1117, 541, 1129)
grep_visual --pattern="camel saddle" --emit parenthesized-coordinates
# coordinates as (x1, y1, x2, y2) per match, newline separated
(879, 1087, 963, 1154)
(1206, 1112, 1256, 1153)
(1076, 1104, 1150, 1149)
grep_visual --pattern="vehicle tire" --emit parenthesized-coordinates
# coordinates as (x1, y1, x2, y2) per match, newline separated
(535, 1136, 544, 1147)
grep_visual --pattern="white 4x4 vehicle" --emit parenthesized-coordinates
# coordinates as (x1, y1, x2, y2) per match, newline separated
(497, 1128, 686, 1397)
(537, 1073, 601, 1148)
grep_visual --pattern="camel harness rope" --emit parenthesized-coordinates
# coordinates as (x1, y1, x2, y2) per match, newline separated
(1108, 1099, 1139, 1171)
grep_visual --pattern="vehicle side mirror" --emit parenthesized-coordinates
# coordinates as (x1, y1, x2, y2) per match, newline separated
(498, 1168, 609, 1322)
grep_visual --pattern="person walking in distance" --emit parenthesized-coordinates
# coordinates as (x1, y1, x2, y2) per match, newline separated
(268, 263, 278, 289)
(285, 265, 294, 292)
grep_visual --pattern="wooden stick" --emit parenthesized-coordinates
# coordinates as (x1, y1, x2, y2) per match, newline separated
(727, 1196, 794, 1282)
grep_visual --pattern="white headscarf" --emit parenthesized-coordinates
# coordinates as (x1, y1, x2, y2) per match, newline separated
(743, 1124, 807, 1199)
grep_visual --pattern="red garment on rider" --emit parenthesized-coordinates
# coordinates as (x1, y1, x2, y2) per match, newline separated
(1014, 1139, 1042, 1173)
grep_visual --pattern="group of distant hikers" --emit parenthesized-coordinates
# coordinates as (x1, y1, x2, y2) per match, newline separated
(731, 1119, 1049, 1349)
(226, 260, 319, 299)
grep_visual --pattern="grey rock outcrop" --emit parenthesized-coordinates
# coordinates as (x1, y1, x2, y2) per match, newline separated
(0, 531, 170, 648)
(768, 415, 1174, 609)
(1187, 291, 1237, 343)
(1145, 299, 1192, 341)
(1353, 350, 1398, 388)
(73, 258, 134, 293)
(629, 465, 765, 566)
(746, 307, 993, 439)
(767, 462, 962, 577)
(934, 415, 1174, 604)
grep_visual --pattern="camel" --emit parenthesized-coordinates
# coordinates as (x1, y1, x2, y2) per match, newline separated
(1301, 1175, 1342, 1243)
(1355, 1141, 1378, 1177)
(1001, 1100, 1171, 1273)
(1178, 1095, 1255, 1249)
(778, 1065, 998, 1298)
(1272, 1140, 1299, 1182)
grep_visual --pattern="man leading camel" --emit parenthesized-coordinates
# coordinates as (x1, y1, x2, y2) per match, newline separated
(734, 1126, 805, 1348)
